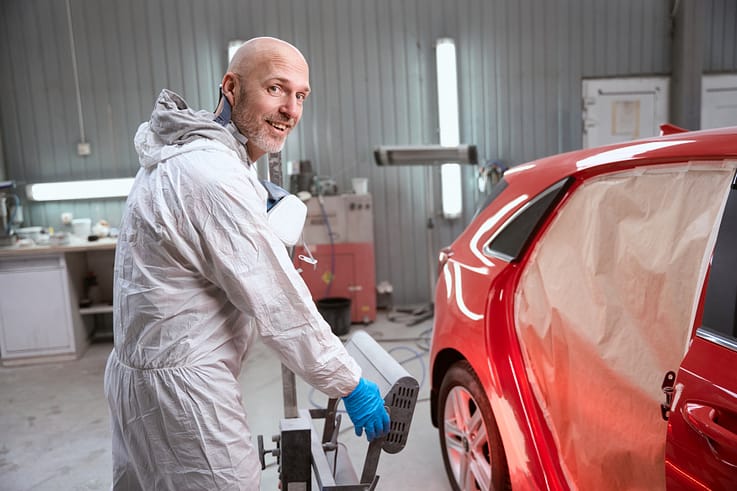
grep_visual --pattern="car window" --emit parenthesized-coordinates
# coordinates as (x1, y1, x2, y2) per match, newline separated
(485, 177, 571, 262)
(699, 173, 737, 345)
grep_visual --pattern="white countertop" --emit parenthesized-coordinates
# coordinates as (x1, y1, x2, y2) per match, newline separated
(0, 237, 117, 257)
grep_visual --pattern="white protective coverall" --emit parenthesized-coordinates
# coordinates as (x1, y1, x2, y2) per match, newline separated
(103, 89, 361, 490)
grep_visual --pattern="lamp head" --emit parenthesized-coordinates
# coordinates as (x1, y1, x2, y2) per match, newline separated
(373, 145, 478, 167)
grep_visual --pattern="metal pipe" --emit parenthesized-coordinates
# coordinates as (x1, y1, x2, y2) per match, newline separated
(65, 0, 86, 143)
(270, 150, 300, 419)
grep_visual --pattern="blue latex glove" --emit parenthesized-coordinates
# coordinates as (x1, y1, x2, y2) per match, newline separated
(342, 378, 391, 441)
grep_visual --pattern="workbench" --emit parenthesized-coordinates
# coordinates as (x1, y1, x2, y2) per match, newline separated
(0, 238, 116, 366)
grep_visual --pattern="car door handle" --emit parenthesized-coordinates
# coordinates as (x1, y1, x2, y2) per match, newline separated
(684, 402, 737, 448)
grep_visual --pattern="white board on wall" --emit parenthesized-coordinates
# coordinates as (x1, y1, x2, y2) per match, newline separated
(701, 74, 737, 129)
(582, 77, 670, 149)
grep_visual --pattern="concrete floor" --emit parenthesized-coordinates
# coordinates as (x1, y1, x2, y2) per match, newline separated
(0, 312, 451, 490)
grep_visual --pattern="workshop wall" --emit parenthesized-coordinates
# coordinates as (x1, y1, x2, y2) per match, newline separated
(704, 0, 737, 72)
(1, 0, 735, 305)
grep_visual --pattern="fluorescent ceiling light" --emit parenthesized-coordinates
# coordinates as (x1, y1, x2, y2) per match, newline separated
(441, 163, 462, 218)
(436, 39, 460, 148)
(228, 40, 245, 63)
(436, 38, 463, 219)
(26, 178, 135, 201)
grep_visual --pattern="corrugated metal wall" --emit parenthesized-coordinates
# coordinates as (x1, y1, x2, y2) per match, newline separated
(1, 0, 735, 305)
(705, 0, 737, 72)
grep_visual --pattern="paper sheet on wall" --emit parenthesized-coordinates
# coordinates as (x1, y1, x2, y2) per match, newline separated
(611, 100, 641, 138)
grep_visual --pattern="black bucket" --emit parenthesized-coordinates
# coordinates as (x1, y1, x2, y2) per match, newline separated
(316, 297, 352, 336)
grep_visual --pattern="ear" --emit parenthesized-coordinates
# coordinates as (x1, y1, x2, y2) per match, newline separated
(220, 72, 238, 107)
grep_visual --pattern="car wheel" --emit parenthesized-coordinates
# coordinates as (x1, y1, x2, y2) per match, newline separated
(438, 361, 510, 491)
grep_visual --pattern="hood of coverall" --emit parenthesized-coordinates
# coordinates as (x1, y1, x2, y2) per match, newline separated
(134, 89, 250, 168)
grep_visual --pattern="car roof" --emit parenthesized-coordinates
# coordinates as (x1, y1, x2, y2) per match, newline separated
(502, 125, 737, 193)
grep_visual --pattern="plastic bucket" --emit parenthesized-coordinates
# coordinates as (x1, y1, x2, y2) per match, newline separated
(316, 297, 352, 336)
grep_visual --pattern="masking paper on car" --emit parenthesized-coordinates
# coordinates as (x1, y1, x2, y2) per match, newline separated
(514, 163, 734, 490)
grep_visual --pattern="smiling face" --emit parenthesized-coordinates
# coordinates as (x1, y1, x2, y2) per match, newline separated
(225, 38, 311, 161)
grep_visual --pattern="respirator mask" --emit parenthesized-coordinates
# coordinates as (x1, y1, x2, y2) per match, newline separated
(260, 180, 307, 247)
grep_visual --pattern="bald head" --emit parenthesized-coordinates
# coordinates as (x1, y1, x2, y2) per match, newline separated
(228, 37, 308, 77)
(218, 37, 311, 161)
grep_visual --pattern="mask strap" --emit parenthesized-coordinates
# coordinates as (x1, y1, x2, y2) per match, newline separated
(214, 85, 232, 127)
(298, 233, 318, 270)
(214, 85, 249, 148)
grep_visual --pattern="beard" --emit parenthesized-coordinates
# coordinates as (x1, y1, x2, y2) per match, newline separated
(231, 91, 293, 154)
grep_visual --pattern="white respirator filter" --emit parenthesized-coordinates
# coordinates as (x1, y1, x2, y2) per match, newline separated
(264, 183, 307, 247)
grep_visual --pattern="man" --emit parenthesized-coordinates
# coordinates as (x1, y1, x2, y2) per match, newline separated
(104, 37, 389, 490)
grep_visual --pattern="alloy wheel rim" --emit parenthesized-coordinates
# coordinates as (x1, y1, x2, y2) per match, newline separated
(443, 386, 492, 490)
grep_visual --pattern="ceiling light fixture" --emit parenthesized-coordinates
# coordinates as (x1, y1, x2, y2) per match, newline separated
(26, 178, 135, 201)
(436, 37, 463, 219)
(228, 40, 245, 63)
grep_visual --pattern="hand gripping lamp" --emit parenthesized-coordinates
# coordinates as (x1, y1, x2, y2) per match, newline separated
(258, 331, 419, 490)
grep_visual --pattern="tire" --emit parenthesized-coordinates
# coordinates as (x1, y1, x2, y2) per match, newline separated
(438, 361, 511, 491)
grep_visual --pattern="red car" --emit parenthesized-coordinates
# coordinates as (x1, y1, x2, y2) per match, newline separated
(429, 126, 737, 491)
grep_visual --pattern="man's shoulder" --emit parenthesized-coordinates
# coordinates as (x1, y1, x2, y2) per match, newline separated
(164, 139, 242, 170)
(176, 138, 239, 159)
(162, 140, 251, 188)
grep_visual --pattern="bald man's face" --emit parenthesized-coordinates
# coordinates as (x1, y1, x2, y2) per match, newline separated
(230, 48, 310, 159)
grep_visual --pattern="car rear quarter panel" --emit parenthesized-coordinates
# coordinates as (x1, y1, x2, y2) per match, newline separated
(431, 178, 574, 490)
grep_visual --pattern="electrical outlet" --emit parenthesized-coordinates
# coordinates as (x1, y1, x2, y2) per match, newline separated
(77, 142, 91, 156)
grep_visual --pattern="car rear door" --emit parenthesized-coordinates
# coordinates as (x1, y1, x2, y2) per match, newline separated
(665, 176, 737, 490)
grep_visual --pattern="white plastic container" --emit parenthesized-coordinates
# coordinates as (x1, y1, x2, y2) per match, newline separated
(71, 218, 91, 238)
(15, 226, 42, 243)
(351, 177, 368, 194)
